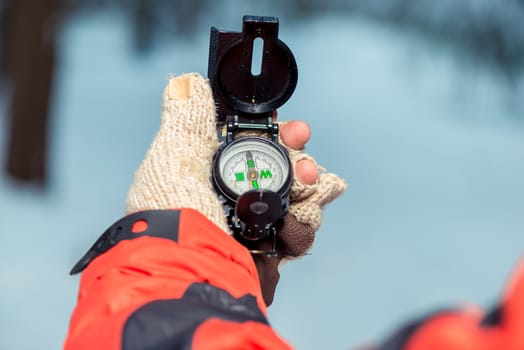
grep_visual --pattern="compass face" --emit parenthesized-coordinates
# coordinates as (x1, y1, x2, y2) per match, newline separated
(215, 137, 291, 199)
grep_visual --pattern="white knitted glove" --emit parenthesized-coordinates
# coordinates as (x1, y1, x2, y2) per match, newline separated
(126, 73, 347, 256)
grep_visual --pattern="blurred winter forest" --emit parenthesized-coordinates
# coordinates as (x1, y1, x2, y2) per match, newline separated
(1, 1, 524, 349)
(1, 0, 524, 186)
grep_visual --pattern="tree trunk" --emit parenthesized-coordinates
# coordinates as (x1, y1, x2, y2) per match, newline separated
(2, 0, 61, 187)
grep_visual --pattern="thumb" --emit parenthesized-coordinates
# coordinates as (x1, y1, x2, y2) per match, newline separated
(126, 73, 229, 233)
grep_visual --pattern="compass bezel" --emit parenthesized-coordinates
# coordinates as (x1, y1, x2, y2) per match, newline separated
(212, 136, 293, 204)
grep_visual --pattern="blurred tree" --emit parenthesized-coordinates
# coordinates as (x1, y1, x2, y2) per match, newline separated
(349, 0, 524, 78)
(1, 0, 62, 187)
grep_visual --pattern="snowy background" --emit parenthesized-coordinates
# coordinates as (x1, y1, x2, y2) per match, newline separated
(1, 6, 523, 350)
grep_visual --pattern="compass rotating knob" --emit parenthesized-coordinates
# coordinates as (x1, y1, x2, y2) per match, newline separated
(236, 190, 283, 240)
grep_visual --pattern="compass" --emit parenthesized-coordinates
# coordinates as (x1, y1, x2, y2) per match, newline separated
(208, 16, 297, 243)
(212, 136, 293, 240)
(214, 137, 291, 199)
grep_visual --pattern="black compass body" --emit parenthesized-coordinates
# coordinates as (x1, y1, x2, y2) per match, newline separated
(213, 135, 293, 240)
(208, 16, 298, 242)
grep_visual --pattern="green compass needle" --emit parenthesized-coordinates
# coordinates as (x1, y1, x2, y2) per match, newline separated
(246, 151, 256, 169)
(245, 151, 260, 190)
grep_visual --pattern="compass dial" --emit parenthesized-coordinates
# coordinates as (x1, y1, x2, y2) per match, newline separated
(215, 137, 291, 198)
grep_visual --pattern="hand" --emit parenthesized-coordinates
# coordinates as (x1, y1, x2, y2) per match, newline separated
(252, 120, 347, 305)
(126, 73, 346, 305)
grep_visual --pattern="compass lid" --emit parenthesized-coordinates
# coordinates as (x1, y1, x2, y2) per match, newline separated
(208, 16, 298, 122)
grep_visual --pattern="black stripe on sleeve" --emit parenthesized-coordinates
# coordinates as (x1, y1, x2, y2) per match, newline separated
(122, 283, 268, 350)
(70, 210, 181, 275)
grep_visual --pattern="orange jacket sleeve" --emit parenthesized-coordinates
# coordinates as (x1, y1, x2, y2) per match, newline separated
(376, 257, 524, 350)
(64, 208, 292, 350)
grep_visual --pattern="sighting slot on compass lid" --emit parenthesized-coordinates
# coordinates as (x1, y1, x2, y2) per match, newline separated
(208, 15, 298, 123)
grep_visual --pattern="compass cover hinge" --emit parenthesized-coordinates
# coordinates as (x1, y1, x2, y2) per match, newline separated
(226, 114, 279, 143)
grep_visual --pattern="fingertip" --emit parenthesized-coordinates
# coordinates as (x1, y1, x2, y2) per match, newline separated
(167, 75, 191, 100)
(296, 159, 318, 185)
(280, 120, 311, 150)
